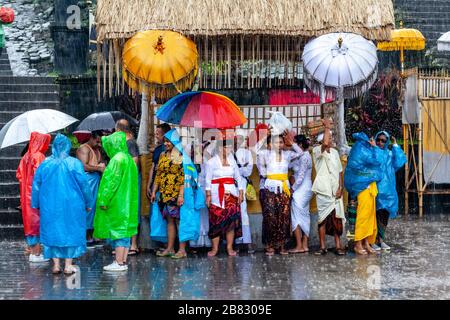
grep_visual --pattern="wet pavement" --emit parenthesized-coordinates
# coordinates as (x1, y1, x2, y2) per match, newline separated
(1, 215, 450, 300)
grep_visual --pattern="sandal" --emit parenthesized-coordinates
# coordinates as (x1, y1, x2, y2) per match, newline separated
(128, 249, 139, 256)
(52, 267, 62, 275)
(64, 265, 78, 275)
(279, 250, 289, 256)
(227, 250, 237, 257)
(314, 248, 328, 256)
(171, 252, 187, 259)
(265, 249, 275, 256)
(335, 248, 346, 256)
(156, 251, 174, 257)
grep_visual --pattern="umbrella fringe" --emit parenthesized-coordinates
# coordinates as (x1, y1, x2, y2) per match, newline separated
(304, 67, 378, 100)
(123, 68, 198, 101)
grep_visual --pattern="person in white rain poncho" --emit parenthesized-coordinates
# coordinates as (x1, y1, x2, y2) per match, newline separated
(311, 120, 346, 256)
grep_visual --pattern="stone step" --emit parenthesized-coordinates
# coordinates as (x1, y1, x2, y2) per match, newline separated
(0, 70, 13, 76)
(0, 63, 11, 71)
(0, 158, 21, 171)
(0, 225, 23, 240)
(0, 84, 59, 93)
(0, 170, 18, 183)
(0, 209, 22, 225)
(0, 195, 21, 211)
(0, 76, 56, 85)
(0, 92, 59, 102)
(0, 111, 22, 123)
(0, 101, 60, 112)
(0, 182, 20, 196)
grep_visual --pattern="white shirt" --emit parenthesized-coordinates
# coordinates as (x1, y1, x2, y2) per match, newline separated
(257, 143, 304, 193)
(234, 148, 254, 186)
(205, 154, 244, 208)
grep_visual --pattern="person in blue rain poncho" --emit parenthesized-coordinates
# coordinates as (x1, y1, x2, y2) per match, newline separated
(372, 131, 407, 252)
(344, 132, 383, 255)
(150, 128, 201, 259)
(32, 134, 92, 275)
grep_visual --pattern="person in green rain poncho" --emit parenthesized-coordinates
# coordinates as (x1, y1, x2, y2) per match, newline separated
(0, 8, 14, 55)
(94, 131, 138, 272)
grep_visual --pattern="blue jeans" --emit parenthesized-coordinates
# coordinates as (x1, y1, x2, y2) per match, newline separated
(25, 236, 40, 247)
(107, 238, 131, 249)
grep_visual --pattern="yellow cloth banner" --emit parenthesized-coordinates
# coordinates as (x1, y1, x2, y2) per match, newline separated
(422, 100, 450, 154)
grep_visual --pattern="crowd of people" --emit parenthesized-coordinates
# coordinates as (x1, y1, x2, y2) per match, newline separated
(15, 118, 407, 273)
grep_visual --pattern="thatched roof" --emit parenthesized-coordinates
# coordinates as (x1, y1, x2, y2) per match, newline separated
(96, 0, 395, 42)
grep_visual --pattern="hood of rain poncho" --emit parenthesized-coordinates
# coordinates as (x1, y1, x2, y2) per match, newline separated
(102, 131, 128, 158)
(150, 128, 200, 243)
(344, 132, 384, 198)
(94, 130, 139, 240)
(28, 131, 51, 155)
(374, 131, 390, 150)
(374, 130, 407, 218)
(31, 134, 92, 249)
(51, 134, 71, 159)
(16, 132, 51, 236)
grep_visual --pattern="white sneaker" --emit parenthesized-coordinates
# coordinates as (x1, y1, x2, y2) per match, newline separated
(103, 261, 128, 272)
(380, 241, 391, 251)
(371, 243, 382, 251)
(29, 254, 50, 263)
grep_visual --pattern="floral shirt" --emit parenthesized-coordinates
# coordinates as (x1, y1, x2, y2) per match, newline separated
(154, 151, 185, 203)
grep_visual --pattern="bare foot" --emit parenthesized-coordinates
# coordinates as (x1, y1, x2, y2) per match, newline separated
(365, 245, 377, 254)
(289, 248, 305, 254)
(207, 249, 218, 257)
(227, 249, 237, 256)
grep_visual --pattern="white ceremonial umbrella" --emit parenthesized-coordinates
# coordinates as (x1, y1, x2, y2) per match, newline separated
(0, 109, 78, 149)
(437, 31, 450, 51)
(302, 33, 378, 154)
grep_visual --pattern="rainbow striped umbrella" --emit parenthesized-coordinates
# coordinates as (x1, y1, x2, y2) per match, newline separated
(156, 91, 247, 129)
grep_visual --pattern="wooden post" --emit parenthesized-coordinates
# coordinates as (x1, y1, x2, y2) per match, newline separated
(404, 124, 409, 215)
(418, 104, 424, 217)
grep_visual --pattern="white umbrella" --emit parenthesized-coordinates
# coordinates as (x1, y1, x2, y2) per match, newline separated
(437, 31, 450, 51)
(0, 109, 78, 149)
(302, 33, 378, 154)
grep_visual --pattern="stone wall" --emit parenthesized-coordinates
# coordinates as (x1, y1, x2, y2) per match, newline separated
(3, 0, 54, 76)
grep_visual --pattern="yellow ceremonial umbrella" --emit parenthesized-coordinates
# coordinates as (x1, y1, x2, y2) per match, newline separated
(122, 30, 198, 99)
(377, 21, 426, 74)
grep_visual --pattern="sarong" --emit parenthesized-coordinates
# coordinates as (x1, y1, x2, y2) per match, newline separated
(355, 182, 378, 244)
(318, 211, 343, 236)
(208, 193, 242, 240)
(291, 184, 313, 236)
(86, 172, 101, 230)
(261, 189, 291, 248)
(376, 209, 390, 241)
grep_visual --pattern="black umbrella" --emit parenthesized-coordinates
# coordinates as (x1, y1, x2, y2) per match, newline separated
(76, 111, 139, 132)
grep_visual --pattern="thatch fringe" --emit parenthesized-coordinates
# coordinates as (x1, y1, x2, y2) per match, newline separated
(96, 0, 394, 42)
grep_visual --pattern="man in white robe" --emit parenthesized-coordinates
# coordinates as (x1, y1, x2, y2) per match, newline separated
(311, 120, 346, 256)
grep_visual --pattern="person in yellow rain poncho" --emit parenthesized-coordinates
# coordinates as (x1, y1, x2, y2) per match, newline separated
(344, 132, 383, 256)
(94, 131, 138, 272)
